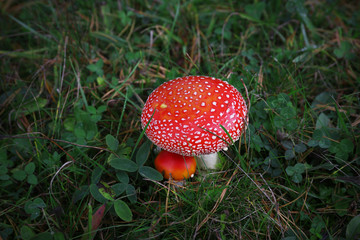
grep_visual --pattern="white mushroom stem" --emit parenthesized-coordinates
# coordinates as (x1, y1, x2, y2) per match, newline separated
(196, 153, 219, 170)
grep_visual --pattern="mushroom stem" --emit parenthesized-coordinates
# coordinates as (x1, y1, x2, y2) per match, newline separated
(196, 153, 219, 170)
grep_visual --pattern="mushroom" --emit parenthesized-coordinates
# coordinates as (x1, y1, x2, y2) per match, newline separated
(154, 150, 196, 180)
(141, 76, 247, 174)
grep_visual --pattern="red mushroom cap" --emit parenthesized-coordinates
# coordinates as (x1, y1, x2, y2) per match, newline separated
(154, 150, 197, 180)
(141, 76, 247, 156)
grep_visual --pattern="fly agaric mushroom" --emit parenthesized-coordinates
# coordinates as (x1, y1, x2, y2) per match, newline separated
(154, 150, 197, 180)
(141, 76, 247, 171)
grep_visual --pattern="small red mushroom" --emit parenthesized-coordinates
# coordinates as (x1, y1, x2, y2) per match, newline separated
(154, 150, 197, 180)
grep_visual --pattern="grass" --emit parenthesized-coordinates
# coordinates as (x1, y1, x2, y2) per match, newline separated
(1, 0, 359, 239)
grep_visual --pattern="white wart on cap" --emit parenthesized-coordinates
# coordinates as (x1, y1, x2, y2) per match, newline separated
(141, 76, 247, 156)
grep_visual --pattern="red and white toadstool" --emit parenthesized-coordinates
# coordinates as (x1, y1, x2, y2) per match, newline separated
(141, 75, 247, 173)
(154, 150, 197, 180)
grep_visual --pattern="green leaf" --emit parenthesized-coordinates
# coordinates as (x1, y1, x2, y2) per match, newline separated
(109, 158, 138, 172)
(52, 151, 60, 162)
(318, 137, 331, 149)
(126, 184, 137, 203)
(74, 128, 86, 138)
(12, 138, 32, 156)
(86, 59, 104, 75)
(136, 140, 151, 166)
(91, 167, 103, 184)
(97, 105, 107, 113)
(118, 10, 133, 25)
(334, 195, 351, 216)
(0, 148, 7, 162)
(294, 143, 307, 153)
(64, 117, 76, 131)
(307, 139, 318, 147)
(25, 162, 35, 174)
(90, 114, 102, 122)
(20, 225, 35, 240)
(285, 149, 295, 160)
(270, 158, 281, 168)
(253, 101, 267, 119)
(272, 168, 283, 177)
(251, 134, 264, 152)
(106, 134, 119, 151)
(293, 163, 306, 173)
(86, 129, 96, 140)
(114, 199, 132, 222)
(25, 198, 46, 219)
(334, 41, 352, 59)
(286, 166, 295, 176)
(340, 139, 354, 153)
(29, 211, 40, 220)
(346, 215, 360, 240)
(27, 174, 38, 185)
(139, 166, 163, 181)
(76, 137, 86, 145)
(311, 91, 335, 109)
(281, 141, 293, 150)
(116, 171, 129, 184)
(335, 151, 349, 162)
(310, 216, 326, 236)
(273, 116, 284, 128)
(12, 169, 27, 181)
(286, 163, 306, 183)
(32, 198, 46, 208)
(286, 0, 305, 13)
(316, 113, 330, 129)
(125, 51, 142, 64)
(89, 184, 107, 203)
(0, 173, 10, 180)
(17, 98, 47, 117)
(313, 129, 331, 149)
(112, 183, 127, 196)
(53, 232, 66, 240)
(318, 186, 332, 199)
(285, 119, 298, 131)
(24, 202, 38, 214)
(72, 185, 90, 204)
(280, 106, 296, 119)
(292, 173, 303, 183)
(87, 106, 97, 114)
(244, 2, 266, 20)
(329, 143, 341, 155)
(97, 181, 116, 201)
(0, 165, 8, 175)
